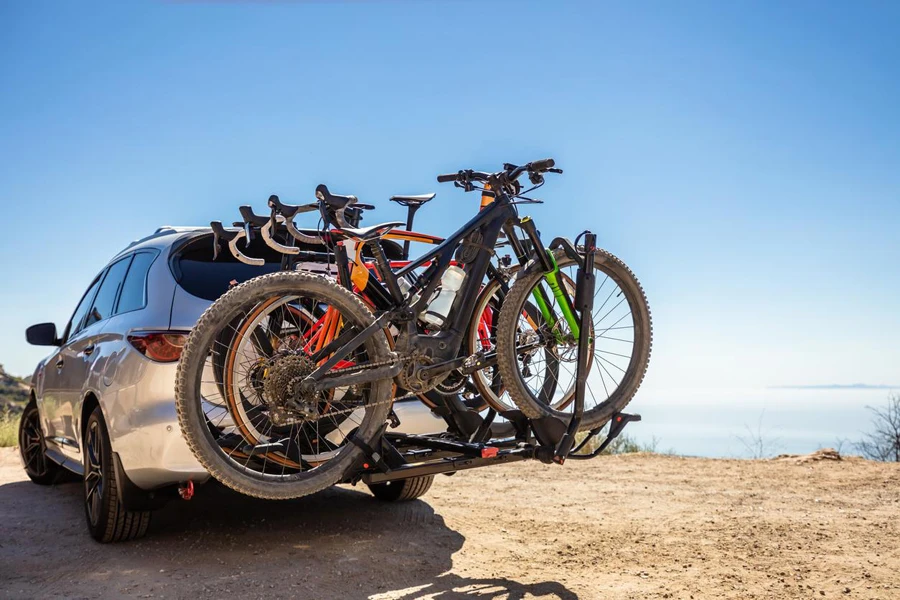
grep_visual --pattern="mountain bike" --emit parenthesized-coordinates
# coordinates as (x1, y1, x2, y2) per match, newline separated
(175, 159, 652, 499)
(209, 185, 548, 421)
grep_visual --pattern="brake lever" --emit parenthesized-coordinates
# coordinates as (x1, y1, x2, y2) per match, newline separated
(212, 225, 222, 260)
(210, 221, 265, 266)
(267, 195, 323, 246)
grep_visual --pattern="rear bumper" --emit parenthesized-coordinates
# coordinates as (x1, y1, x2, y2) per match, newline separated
(103, 359, 209, 490)
(106, 357, 446, 490)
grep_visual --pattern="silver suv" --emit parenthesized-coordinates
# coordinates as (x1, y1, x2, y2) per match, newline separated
(20, 226, 444, 542)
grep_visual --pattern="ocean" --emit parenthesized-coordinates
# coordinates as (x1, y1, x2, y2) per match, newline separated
(619, 387, 897, 458)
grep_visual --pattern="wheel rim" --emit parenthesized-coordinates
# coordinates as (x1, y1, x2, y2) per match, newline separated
(20, 409, 48, 477)
(470, 279, 572, 413)
(84, 420, 104, 526)
(510, 257, 636, 416)
(198, 291, 383, 480)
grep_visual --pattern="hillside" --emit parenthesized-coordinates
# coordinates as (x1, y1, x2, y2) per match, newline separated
(0, 364, 30, 414)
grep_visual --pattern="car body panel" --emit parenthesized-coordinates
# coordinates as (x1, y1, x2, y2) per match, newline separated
(168, 284, 211, 331)
(41, 320, 105, 458)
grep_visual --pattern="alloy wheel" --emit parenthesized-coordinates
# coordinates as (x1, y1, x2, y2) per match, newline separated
(84, 420, 104, 526)
(19, 409, 48, 477)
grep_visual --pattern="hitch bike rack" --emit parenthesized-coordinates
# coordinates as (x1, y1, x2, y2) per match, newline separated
(344, 231, 641, 485)
(210, 202, 642, 484)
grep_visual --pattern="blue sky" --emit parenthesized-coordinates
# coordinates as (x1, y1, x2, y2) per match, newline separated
(1, 1, 898, 392)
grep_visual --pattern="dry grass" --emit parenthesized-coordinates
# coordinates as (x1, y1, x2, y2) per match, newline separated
(0, 409, 18, 447)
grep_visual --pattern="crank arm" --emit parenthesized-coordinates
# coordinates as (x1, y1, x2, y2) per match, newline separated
(457, 352, 498, 375)
(418, 349, 502, 380)
(418, 356, 471, 380)
(420, 339, 546, 380)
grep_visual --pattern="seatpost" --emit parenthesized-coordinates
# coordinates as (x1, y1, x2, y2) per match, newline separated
(369, 240, 405, 305)
(554, 232, 597, 464)
(401, 204, 423, 260)
(333, 243, 352, 289)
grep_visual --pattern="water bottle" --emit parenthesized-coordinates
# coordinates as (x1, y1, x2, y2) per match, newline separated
(421, 265, 466, 327)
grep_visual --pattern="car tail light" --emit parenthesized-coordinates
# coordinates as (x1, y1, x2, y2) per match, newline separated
(127, 331, 188, 362)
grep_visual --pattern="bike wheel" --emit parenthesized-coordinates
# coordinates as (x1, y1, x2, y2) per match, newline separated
(175, 271, 394, 500)
(495, 248, 652, 430)
(467, 277, 572, 413)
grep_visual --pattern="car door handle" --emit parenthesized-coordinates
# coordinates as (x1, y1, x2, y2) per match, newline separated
(56, 358, 65, 369)
(83, 344, 96, 356)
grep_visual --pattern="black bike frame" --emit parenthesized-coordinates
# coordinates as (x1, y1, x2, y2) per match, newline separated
(303, 193, 523, 390)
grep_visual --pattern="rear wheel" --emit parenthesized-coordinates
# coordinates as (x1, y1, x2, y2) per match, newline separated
(496, 248, 652, 431)
(175, 271, 395, 500)
(19, 400, 66, 485)
(83, 407, 151, 542)
(368, 475, 434, 501)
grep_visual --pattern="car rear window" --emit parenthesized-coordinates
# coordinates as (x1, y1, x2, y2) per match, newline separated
(169, 231, 406, 302)
(171, 234, 283, 301)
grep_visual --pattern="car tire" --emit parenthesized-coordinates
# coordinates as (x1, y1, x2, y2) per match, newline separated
(83, 406, 151, 543)
(367, 475, 434, 502)
(18, 400, 68, 485)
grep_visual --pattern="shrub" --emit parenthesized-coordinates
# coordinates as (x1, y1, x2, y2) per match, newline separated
(856, 393, 900, 462)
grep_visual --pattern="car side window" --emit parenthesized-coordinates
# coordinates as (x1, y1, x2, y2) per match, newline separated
(84, 257, 132, 328)
(66, 276, 103, 340)
(115, 252, 156, 314)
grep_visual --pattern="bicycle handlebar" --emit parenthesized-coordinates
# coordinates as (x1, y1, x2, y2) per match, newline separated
(267, 194, 318, 218)
(530, 158, 555, 172)
(436, 158, 560, 189)
(210, 220, 265, 266)
(239, 205, 269, 227)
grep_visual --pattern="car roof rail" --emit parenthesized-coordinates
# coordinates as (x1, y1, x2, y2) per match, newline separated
(123, 226, 208, 251)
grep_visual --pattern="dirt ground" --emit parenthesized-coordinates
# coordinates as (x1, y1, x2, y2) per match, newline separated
(0, 447, 898, 600)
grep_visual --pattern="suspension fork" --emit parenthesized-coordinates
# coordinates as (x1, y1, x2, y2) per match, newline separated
(518, 217, 580, 340)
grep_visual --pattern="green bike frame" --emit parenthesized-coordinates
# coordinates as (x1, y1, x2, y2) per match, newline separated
(531, 251, 581, 341)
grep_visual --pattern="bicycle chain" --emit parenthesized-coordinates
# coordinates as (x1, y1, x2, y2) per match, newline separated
(284, 356, 416, 419)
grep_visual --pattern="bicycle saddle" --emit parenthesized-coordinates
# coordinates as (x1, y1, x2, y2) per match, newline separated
(340, 221, 405, 241)
(389, 193, 436, 207)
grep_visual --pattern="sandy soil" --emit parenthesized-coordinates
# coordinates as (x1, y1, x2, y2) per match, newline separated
(1, 447, 898, 599)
